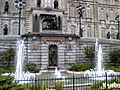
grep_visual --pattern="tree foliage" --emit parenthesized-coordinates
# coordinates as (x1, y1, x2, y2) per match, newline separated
(109, 48, 120, 66)
(84, 46, 95, 63)
(0, 48, 15, 68)
(26, 62, 38, 73)
(0, 68, 27, 90)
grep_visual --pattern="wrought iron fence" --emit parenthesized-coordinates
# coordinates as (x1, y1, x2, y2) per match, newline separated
(15, 74, 120, 90)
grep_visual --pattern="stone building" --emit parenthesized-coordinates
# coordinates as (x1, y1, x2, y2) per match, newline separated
(0, 0, 120, 69)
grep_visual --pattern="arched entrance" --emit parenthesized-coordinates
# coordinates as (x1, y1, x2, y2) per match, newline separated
(49, 45, 58, 66)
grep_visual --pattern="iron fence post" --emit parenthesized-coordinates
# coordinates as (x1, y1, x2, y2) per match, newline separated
(73, 73, 75, 90)
(35, 76, 37, 90)
(105, 72, 108, 90)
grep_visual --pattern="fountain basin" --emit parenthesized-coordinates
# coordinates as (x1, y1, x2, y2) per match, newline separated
(2, 72, 36, 84)
(84, 69, 116, 80)
(15, 74, 35, 84)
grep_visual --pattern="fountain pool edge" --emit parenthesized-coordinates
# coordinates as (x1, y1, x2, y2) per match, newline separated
(66, 70, 85, 74)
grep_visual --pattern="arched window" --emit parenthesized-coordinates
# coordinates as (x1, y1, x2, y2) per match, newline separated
(101, 27, 106, 38)
(3, 24, 8, 35)
(111, 27, 116, 39)
(54, 0, 58, 9)
(86, 4, 91, 18)
(87, 26, 92, 37)
(12, 22, 19, 35)
(69, 3, 75, 17)
(109, 9, 114, 20)
(37, 0, 41, 7)
(4, 1, 9, 13)
(99, 8, 106, 20)
(70, 25, 76, 35)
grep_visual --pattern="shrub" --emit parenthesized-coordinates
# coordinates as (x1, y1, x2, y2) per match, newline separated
(0, 48, 15, 69)
(84, 46, 95, 64)
(26, 62, 38, 73)
(0, 68, 27, 90)
(109, 48, 120, 66)
(105, 65, 120, 72)
(68, 63, 94, 71)
(0, 67, 15, 73)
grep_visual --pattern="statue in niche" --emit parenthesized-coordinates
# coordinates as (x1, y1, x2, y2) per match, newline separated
(54, 0, 58, 9)
(37, 0, 41, 7)
(49, 50, 56, 66)
(4, 1, 9, 13)
(3, 24, 8, 35)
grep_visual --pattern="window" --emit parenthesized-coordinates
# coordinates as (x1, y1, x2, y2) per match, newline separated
(13, 22, 18, 35)
(70, 25, 76, 34)
(101, 27, 106, 38)
(87, 26, 92, 37)
(69, 3, 76, 18)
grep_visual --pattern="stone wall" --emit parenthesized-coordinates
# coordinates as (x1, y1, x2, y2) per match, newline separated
(24, 35, 78, 70)
(0, 36, 120, 69)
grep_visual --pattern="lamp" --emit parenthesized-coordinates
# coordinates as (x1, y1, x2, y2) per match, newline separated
(14, 0, 26, 35)
(76, 4, 85, 38)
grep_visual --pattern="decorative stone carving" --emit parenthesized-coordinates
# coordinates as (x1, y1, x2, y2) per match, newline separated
(31, 43, 38, 50)
(107, 31, 110, 39)
(42, 15, 60, 30)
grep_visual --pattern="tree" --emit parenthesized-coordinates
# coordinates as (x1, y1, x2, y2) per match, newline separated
(0, 48, 15, 69)
(109, 48, 120, 66)
(84, 46, 95, 65)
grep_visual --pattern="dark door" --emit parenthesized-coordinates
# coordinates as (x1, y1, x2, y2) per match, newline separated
(49, 45, 58, 66)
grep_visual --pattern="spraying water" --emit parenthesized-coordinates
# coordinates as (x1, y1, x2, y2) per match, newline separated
(14, 39, 35, 84)
(54, 67, 62, 78)
(15, 39, 25, 81)
(96, 44, 103, 73)
(54, 67, 65, 79)
(84, 39, 116, 80)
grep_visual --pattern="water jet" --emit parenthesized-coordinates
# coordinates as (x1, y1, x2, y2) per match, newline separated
(84, 39, 116, 80)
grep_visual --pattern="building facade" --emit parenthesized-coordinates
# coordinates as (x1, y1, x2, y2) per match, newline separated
(0, 0, 120, 69)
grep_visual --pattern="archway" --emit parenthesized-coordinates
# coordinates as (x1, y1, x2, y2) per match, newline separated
(49, 45, 58, 66)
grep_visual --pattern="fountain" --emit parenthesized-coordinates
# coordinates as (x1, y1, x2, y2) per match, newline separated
(14, 39, 35, 84)
(84, 39, 116, 80)
(54, 67, 65, 79)
(54, 67, 62, 78)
